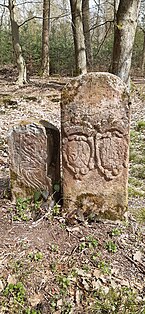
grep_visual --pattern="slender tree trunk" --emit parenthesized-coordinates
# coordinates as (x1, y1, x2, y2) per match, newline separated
(141, 30, 145, 76)
(70, 0, 87, 75)
(112, 0, 141, 87)
(82, 0, 92, 71)
(41, 0, 50, 77)
(114, 0, 120, 28)
(8, 0, 27, 85)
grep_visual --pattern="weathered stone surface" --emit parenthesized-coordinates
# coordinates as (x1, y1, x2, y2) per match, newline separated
(61, 72, 130, 220)
(8, 120, 60, 200)
(0, 177, 10, 198)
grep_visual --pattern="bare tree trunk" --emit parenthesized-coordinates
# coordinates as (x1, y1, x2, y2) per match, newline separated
(70, 0, 87, 75)
(41, 0, 50, 77)
(82, 0, 92, 71)
(141, 30, 145, 76)
(8, 0, 27, 85)
(112, 0, 141, 87)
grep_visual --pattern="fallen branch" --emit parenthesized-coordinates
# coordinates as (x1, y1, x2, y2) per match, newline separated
(123, 254, 145, 274)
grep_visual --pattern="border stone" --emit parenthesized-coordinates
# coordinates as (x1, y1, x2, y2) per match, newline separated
(8, 120, 60, 201)
(61, 72, 130, 220)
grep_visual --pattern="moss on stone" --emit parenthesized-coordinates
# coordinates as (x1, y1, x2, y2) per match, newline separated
(75, 192, 126, 220)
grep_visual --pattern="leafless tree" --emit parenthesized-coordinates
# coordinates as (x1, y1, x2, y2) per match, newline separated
(8, 0, 27, 85)
(41, 0, 50, 77)
(82, 0, 92, 70)
(70, 0, 87, 75)
(112, 0, 141, 87)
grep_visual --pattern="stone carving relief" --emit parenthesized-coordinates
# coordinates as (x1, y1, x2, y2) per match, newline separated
(62, 118, 128, 181)
(95, 129, 128, 180)
(12, 126, 50, 191)
(63, 134, 94, 179)
(8, 121, 60, 200)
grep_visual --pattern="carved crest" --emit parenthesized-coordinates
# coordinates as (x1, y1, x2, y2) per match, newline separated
(62, 134, 94, 180)
(95, 130, 127, 180)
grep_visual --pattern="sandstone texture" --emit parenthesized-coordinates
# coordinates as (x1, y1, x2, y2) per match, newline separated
(61, 72, 130, 219)
(8, 120, 60, 200)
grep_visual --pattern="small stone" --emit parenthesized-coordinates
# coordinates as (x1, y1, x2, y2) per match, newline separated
(8, 120, 60, 201)
(93, 269, 101, 279)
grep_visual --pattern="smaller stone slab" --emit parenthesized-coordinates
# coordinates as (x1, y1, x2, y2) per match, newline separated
(8, 120, 60, 201)
(61, 72, 130, 220)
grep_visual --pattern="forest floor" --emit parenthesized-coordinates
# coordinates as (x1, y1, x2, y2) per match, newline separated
(0, 67, 145, 313)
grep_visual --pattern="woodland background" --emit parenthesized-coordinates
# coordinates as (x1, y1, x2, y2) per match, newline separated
(0, 0, 145, 82)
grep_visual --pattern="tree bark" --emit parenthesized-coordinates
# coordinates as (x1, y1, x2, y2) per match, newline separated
(141, 30, 145, 75)
(82, 0, 92, 71)
(8, 0, 27, 85)
(41, 0, 50, 77)
(112, 0, 141, 87)
(70, 0, 87, 75)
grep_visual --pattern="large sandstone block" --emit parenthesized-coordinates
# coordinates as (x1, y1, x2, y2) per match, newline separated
(61, 72, 130, 220)
(8, 120, 60, 201)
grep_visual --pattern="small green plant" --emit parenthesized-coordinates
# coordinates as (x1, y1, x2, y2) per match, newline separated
(53, 203, 61, 216)
(60, 223, 66, 229)
(12, 197, 31, 221)
(132, 207, 145, 223)
(136, 120, 145, 131)
(16, 197, 30, 210)
(128, 186, 145, 198)
(4, 281, 25, 304)
(128, 177, 143, 187)
(129, 150, 138, 162)
(91, 251, 102, 262)
(28, 251, 43, 261)
(79, 235, 98, 251)
(57, 275, 70, 293)
(79, 241, 86, 251)
(130, 130, 138, 139)
(86, 235, 98, 249)
(98, 260, 111, 274)
(33, 190, 42, 202)
(111, 228, 121, 236)
(53, 182, 60, 193)
(82, 264, 90, 272)
(13, 259, 23, 271)
(50, 244, 59, 252)
(105, 241, 117, 253)
(90, 286, 145, 313)
(49, 294, 59, 312)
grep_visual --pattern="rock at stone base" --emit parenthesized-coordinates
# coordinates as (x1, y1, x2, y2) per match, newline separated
(8, 120, 60, 201)
(61, 72, 130, 220)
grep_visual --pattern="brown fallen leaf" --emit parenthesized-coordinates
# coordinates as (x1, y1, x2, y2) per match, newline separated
(57, 299, 63, 308)
(93, 269, 101, 279)
(7, 274, 17, 285)
(29, 293, 42, 307)
(133, 250, 142, 262)
(0, 279, 4, 292)
(92, 279, 102, 290)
